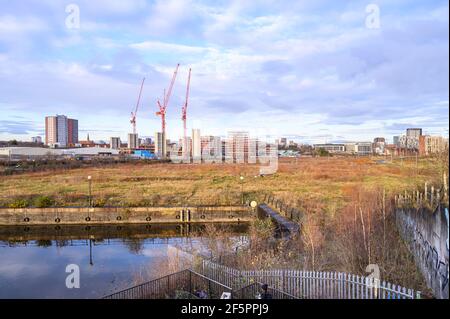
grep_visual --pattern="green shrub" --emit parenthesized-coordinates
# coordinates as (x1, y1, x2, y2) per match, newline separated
(8, 199, 29, 208)
(34, 196, 54, 208)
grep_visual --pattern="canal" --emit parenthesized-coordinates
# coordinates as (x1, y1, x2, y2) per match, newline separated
(0, 223, 248, 298)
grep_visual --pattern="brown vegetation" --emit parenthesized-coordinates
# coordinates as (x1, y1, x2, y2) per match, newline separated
(0, 156, 444, 209)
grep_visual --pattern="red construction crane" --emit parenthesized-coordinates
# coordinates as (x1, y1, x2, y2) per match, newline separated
(181, 68, 191, 155)
(156, 63, 180, 137)
(130, 77, 145, 135)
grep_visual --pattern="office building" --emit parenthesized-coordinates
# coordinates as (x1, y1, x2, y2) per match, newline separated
(344, 143, 356, 154)
(227, 131, 250, 163)
(110, 137, 121, 150)
(45, 115, 78, 147)
(142, 137, 152, 146)
(393, 136, 400, 146)
(399, 135, 419, 150)
(192, 129, 201, 161)
(355, 142, 372, 155)
(128, 133, 138, 149)
(56, 115, 68, 147)
(45, 116, 57, 146)
(67, 118, 78, 145)
(155, 132, 166, 158)
(373, 137, 386, 155)
(419, 135, 449, 156)
(406, 128, 422, 138)
(313, 144, 345, 153)
(201, 135, 222, 161)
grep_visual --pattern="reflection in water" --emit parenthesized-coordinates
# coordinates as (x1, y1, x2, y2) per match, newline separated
(0, 223, 248, 299)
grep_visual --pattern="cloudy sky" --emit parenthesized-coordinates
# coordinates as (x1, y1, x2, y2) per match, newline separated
(0, 0, 448, 144)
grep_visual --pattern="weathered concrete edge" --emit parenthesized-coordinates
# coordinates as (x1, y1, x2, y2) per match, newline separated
(0, 206, 254, 226)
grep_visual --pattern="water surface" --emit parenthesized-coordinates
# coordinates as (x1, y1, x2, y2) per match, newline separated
(0, 223, 248, 298)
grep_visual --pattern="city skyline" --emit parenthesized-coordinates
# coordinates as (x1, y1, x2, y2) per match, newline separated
(0, 1, 448, 143)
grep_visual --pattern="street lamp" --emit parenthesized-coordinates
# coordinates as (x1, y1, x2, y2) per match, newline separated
(239, 175, 244, 205)
(87, 175, 92, 207)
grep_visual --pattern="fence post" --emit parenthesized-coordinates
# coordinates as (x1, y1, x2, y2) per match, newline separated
(208, 278, 212, 298)
(431, 186, 434, 206)
(167, 275, 170, 298)
(355, 275, 359, 299)
(189, 271, 192, 294)
(444, 172, 448, 202)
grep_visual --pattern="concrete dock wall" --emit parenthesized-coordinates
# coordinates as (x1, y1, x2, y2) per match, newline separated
(0, 206, 253, 226)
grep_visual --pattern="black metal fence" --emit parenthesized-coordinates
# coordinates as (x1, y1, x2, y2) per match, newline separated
(103, 269, 233, 299)
(103, 265, 307, 299)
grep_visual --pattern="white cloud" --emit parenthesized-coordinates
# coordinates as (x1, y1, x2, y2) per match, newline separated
(79, 0, 148, 14)
(0, 15, 48, 34)
(129, 40, 210, 54)
(144, 0, 197, 36)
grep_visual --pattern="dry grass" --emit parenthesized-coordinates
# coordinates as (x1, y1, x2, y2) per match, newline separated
(0, 156, 444, 208)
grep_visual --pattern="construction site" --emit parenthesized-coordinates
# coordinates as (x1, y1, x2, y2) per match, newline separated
(125, 63, 192, 160)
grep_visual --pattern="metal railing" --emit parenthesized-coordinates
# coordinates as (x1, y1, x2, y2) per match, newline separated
(262, 193, 304, 223)
(103, 269, 233, 299)
(199, 260, 421, 299)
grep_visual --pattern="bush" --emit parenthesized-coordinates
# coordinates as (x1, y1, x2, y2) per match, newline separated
(316, 148, 331, 157)
(34, 196, 54, 208)
(8, 199, 29, 208)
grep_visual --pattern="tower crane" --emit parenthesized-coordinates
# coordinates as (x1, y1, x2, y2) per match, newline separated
(156, 64, 179, 155)
(181, 68, 191, 157)
(130, 77, 145, 135)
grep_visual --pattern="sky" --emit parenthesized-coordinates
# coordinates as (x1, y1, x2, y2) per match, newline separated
(0, 0, 448, 144)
